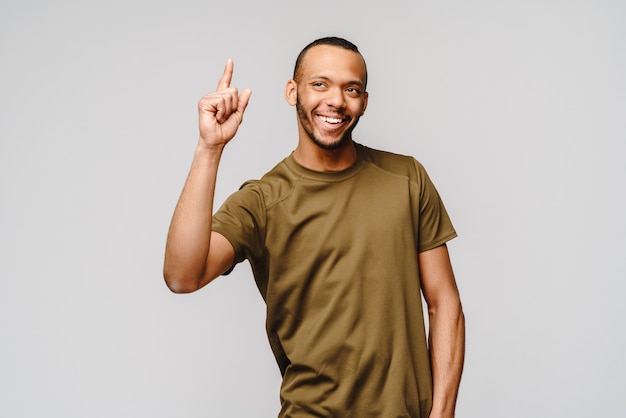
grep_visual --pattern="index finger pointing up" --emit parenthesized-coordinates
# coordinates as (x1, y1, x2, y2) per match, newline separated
(216, 59, 234, 91)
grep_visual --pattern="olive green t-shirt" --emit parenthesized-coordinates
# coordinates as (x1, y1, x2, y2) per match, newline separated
(213, 143, 457, 418)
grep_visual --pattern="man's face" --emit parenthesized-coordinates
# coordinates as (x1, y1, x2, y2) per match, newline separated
(287, 45, 368, 150)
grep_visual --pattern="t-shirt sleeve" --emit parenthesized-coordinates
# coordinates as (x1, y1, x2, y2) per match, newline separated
(413, 160, 458, 252)
(212, 181, 266, 267)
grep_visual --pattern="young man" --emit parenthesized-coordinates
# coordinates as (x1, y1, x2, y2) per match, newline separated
(164, 37, 465, 418)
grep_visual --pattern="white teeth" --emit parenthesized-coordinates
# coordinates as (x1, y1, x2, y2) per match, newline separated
(319, 116, 343, 124)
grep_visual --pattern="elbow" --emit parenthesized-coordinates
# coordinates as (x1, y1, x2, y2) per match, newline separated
(163, 268, 201, 294)
(164, 280, 195, 294)
(428, 296, 464, 320)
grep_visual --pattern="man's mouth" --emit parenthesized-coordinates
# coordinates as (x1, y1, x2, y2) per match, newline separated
(318, 115, 345, 124)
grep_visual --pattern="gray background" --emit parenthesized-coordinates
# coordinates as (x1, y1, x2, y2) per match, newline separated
(1, 0, 624, 416)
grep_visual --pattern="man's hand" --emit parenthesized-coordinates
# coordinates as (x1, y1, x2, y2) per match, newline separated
(198, 59, 252, 149)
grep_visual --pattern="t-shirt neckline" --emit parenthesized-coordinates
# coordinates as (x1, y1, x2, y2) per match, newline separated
(284, 143, 366, 182)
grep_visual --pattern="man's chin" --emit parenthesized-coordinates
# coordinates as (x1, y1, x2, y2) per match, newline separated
(311, 134, 350, 151)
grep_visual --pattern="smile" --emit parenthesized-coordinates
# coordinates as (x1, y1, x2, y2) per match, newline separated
(318, 115, 344, 124)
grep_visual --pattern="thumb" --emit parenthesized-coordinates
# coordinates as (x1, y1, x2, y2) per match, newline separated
(236, 88, 253, 120)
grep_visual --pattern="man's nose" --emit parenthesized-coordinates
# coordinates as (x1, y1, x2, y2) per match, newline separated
(325, 87, 346, 109)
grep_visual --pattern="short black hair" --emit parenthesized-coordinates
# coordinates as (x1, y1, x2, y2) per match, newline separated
(293, 36, 367, 88)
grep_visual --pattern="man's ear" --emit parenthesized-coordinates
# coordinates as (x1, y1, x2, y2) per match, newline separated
(361, 91, 369, 115)
(285, 80, 297, 106)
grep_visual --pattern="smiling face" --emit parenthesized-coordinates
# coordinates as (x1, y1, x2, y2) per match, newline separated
(285, 45, 369, 151)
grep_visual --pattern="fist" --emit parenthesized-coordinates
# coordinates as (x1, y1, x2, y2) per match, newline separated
(198, 59, 252, 148)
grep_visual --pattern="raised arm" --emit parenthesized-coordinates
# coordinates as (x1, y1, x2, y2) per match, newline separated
(419, 244, 465, 418)
(163, 60, 252, 293)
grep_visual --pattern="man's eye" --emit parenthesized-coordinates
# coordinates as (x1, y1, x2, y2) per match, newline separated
(347, 87, 360, 94)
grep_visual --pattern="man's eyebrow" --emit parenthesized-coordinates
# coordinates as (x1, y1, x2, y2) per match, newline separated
(309, 75, 331, 82)
(309, 75, 365, 88)
(345, 79, 365, 88)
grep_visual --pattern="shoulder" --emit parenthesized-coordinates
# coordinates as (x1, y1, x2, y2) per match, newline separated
(237, 157, 297, 209)
(356, 143, 429, 181)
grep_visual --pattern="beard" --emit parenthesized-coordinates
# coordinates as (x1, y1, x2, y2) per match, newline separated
(296, 99, 360, 151)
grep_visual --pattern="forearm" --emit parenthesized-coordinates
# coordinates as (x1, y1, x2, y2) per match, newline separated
(428, 299, 465, 418)
(163, 144, 224, 292)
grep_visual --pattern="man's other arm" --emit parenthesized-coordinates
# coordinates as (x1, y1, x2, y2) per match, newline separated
(419, 244, 465, 418)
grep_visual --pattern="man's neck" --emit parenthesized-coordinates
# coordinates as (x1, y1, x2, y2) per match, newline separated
(292, 139, 357, 172)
